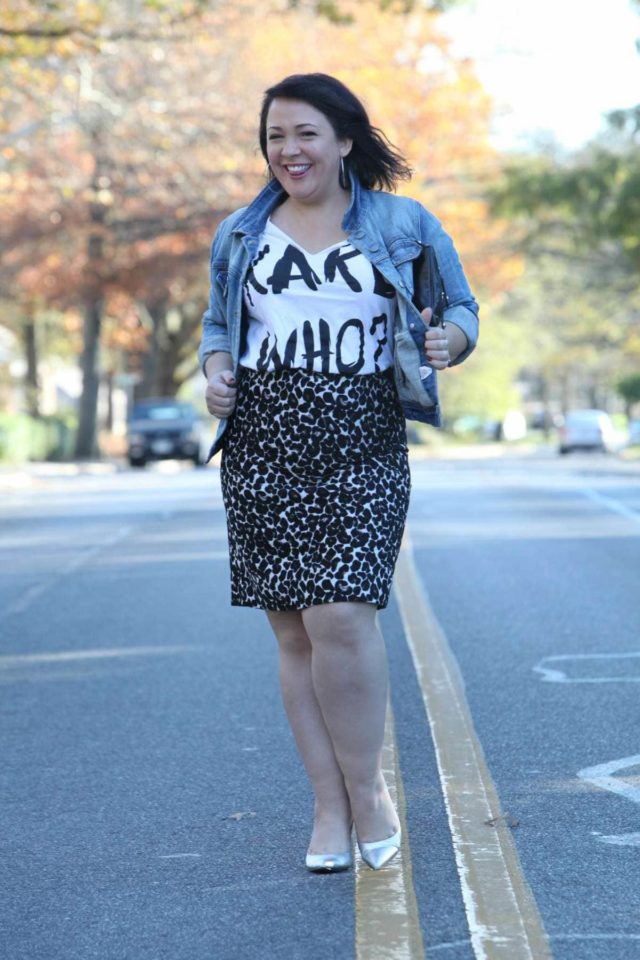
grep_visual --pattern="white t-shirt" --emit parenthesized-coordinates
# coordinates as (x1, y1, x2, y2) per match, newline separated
(240, 219, 396, 375)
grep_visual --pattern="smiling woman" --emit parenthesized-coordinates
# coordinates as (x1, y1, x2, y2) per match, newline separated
(198, 73, 478, 878)
(264, 99, 351, 240)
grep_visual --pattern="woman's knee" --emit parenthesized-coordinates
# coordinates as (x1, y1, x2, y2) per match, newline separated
(302, 602, 377, 648)
(267, 610, 312, 656)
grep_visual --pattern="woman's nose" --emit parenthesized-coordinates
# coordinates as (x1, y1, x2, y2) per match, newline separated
(281, 137, 300, 157)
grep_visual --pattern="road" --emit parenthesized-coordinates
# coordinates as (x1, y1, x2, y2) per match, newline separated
(1, 450, 639, 960)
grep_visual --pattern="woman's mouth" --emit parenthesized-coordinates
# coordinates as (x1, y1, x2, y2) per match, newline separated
(283, 163, 311, 179)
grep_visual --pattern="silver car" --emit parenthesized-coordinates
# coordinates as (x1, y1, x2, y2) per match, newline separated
(127, 399, 211, 468)
(558, 409, 616, 454)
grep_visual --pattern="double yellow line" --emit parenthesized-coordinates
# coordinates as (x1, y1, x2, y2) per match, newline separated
(355, 535, 552, 960)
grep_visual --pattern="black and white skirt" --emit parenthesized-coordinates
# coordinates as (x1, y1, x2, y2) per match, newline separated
(220, 367, 410, 611)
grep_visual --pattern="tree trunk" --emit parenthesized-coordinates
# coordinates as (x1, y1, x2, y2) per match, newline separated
(75, 121, 106, 459)
(136, 300, 165, 401)
(75, 293, 103, 457)
(539, 373, 551, 438)
(22, 317, 39, 418)
(155, 334, 181, 397)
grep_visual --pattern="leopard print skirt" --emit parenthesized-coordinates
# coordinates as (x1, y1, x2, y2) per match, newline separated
(220, 366, 410, 611)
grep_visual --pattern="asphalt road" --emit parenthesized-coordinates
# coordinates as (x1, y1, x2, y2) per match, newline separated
(1, 450, 639, 960)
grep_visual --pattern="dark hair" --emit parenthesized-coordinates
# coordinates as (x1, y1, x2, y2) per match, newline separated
(259, 73, 412, 192)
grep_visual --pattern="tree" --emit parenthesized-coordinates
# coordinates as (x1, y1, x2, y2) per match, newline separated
(487, 106, 640, 413)
(2, 0, 500, 456)
(617, 374, 640, 418)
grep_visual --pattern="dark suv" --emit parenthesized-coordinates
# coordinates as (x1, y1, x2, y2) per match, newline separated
(127, 398, 210, 468)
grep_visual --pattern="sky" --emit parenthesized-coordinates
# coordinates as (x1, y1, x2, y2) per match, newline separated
(441, 0, 640, 151)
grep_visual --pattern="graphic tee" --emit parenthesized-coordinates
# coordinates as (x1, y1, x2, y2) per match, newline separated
(240, 219, 396, 375)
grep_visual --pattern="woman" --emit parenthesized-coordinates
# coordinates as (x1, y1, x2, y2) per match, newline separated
(199, 74, 478, 873)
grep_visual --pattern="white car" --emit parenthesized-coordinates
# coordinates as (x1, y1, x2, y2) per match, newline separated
(558, 409, 616, 454)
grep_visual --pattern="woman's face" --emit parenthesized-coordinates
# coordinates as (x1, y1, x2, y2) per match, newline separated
(265, 98, 352, 205)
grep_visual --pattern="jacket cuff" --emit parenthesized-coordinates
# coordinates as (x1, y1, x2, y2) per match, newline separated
(198, 337, 232, 376)
(444, 305, 478, 366)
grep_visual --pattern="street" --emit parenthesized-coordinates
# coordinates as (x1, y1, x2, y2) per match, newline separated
(1, 450, 639, 960)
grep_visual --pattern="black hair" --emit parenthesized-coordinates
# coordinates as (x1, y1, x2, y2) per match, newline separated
(259, 73, 412, 192)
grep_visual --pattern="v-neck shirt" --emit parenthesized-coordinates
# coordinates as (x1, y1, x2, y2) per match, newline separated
(240, 219, 396, 376)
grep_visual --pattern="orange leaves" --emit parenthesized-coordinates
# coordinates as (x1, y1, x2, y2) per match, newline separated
(236, 2, 513, 298)
(1, 0, 515, 368)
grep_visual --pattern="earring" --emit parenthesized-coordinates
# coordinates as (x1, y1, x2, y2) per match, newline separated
(339, 156, 349, 190)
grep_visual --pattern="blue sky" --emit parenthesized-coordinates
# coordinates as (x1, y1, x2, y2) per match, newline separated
(442, 0, 640, 150)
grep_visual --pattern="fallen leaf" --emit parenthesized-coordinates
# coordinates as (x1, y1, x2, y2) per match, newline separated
(484, 813, 519, 829)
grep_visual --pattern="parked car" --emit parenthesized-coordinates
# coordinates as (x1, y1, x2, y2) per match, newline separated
(127, 398, 211, 468)
(558, 409, 616, 454)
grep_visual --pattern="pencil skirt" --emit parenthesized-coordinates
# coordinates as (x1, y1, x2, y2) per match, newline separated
(219, 366, 411, 611)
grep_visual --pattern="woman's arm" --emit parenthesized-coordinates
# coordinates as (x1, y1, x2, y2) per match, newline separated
(204, 351, 237, 419)
(417, 207, 479, 366)
(197, 218, 238, 375)
(420, 307, 468, 369)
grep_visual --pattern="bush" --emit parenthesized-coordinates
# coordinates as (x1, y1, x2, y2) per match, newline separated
(0, 412, 77, 463)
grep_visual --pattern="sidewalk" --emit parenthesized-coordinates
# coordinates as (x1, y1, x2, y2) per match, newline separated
(0, 459, 122, 494)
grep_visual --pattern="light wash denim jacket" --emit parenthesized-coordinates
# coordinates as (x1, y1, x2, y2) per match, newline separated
(199, 175, 479, 458)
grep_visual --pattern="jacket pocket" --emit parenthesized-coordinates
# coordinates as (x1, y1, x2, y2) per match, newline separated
(393, 329, 438, 410)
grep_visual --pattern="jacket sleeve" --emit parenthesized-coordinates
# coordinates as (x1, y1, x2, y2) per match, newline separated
(418, 207, 479, 365)
(197, 221, 234, 376)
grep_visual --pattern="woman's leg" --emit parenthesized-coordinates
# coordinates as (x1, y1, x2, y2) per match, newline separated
(301, 602, 399, 843)
(267, 610, 352, 853)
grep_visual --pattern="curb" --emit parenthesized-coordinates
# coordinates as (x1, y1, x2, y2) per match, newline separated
(0, 460, 122, 493)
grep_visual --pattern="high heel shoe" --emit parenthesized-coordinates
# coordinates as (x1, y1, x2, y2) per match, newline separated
(305, 850, 353, 873)
(357, 828, 401, 870)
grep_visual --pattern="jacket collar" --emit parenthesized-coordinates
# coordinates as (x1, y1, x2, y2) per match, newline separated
(232, 172, 365, 238)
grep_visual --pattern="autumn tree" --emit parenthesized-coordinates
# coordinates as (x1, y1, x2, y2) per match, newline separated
(2, 0, 505, 457)
(486, 0, 640, 416)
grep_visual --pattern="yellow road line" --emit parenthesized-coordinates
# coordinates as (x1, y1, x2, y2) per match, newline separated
(394, 534, 552, 960)
(355, 700, 426, 960)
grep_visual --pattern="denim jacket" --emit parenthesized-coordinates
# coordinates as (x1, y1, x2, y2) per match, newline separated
(199, 175, 479, 458)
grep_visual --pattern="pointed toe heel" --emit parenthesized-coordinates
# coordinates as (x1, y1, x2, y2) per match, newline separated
(357, 828, 401, 870)
(305, 850, 353, 873)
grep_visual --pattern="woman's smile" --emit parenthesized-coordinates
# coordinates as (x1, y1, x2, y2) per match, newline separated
(283, 162, 312, 179)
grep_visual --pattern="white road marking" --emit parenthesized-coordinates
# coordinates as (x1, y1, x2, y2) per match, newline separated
(533, 653, 640, 684)
(2, 524, 134, 618)
(0, 645, 207, 668)
(395, 536, 551, 960)
(582, 488, 640, 525)
(158, 853, 202, 859)
(93, 549, 229, 565)
(578, 754, 640, 806)
(592, 832, 640, 847)
(580, 754, 640, 849)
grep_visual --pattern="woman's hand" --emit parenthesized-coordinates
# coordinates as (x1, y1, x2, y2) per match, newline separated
(205, 369, 237, 419)
(421, 307, 450, 370)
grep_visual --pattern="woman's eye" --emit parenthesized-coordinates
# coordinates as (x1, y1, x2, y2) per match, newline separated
(268, 134, 282, 141)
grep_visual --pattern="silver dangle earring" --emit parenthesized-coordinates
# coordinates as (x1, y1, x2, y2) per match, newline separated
(339, 156, 349, 190)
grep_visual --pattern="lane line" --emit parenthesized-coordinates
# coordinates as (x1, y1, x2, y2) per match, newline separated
(355, 701, 426, 960)
(394, 534, 551, 960)
(2, 524, 134, 619)
(582, 488, 640, 525)
(0, 644, 207, 668)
